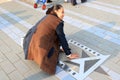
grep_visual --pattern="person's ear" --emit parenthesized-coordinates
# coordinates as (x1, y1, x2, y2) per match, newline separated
(54, 10, 58, 14)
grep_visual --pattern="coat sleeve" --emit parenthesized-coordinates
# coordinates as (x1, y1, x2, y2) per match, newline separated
(56, 22, 71, 55)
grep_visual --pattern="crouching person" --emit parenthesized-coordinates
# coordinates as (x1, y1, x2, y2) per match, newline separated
(23, 4, 79, 75)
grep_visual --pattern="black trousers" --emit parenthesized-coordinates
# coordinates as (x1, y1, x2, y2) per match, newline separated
(71, 0, 87, 4)
(71, 0, 77, 5)
(81, 0, 86, 3)
(47, 0, 51, 1)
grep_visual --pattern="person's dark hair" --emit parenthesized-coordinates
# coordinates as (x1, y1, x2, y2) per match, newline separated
(46, 4, 63, 15)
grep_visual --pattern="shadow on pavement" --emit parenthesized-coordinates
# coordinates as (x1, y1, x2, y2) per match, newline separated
(24, 71, 51, 80)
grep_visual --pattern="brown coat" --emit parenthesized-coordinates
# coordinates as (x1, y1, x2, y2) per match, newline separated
(27, 15, 61, 75)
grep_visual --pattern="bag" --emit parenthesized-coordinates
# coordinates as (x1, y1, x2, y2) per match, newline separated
(23, 16, 47, 59)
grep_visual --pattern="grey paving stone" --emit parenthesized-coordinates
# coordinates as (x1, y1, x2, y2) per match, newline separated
(0, 32, 22, 54)
(0, 60, 16, 74)
(108, 54, 120, 63)
(0, 14, 28, 32)
(89, 71, 111, 80)
(14, 60, 30, 74)
(0, 70, 10, 80)
(24, 71, 51, 80)
(24, 69, 40, 79)
(0, 41, 12, 54)
(4, 53, 20, 63)
(23, 60, 40, 72)
(8, 70, 24, 80)
(103, 60, 120, 74)
(0, 52, 7, 63)
(117, 62, 120, 69)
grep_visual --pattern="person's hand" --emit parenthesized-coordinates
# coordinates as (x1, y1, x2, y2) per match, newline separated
(67, 53, 79, 60)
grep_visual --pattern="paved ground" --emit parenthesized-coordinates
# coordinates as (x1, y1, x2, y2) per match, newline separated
(0, 0, 120, 80)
